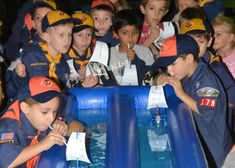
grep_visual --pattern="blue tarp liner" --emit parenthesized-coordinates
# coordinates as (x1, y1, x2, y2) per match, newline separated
(37, 86, 207, 168)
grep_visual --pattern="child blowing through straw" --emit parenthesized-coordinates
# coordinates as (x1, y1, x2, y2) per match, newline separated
(154, 34, 233, 167)
(0, 76, 72, 168)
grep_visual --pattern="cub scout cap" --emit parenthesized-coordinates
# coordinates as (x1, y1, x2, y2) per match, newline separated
(152, 34, 199, 68)
(180, 18, 214, 35)
(72, 12, 94, 33)
(41, 10, 81, 32)
(18, 76, 66, 103)
(91, 0, 115, 13)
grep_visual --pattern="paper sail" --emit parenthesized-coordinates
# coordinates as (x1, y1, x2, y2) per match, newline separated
(147, 85, 168, 109)
(86, 41, 109, 77)
(66, 132, 91, 164)
(121, 64, 138, 86)
(89, 41, 109, 66)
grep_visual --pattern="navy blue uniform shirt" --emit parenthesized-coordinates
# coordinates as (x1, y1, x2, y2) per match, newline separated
(183, 61, 233, 167)
(0, 101, 47, 168)
(21, 43, 70, 88)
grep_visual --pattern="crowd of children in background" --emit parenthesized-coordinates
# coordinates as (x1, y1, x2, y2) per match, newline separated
(0, 0, 234, 167)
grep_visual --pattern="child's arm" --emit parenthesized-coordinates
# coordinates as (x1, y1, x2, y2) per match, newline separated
(165, 76, 200, 114)
(8, 131, 66, 167)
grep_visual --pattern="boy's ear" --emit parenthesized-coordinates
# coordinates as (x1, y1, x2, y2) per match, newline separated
(42, 32, 49, 43)
(140, 5, 145, 14)
(186, 53, 195, 63)
(20, 101, 30, 114)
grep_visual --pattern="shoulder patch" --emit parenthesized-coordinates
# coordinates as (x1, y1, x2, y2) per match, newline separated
(0, 132, 15, 144)
(196, 87, 219, 97)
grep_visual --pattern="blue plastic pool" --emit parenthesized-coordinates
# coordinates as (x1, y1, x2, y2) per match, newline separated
(37, 86, 207, 168)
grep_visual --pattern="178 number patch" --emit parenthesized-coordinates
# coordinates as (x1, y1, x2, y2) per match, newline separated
(199, 98, 216, 107)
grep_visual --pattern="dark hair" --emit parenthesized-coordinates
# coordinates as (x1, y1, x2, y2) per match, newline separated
(141, 0, 170, 9)
(189, 32, 211, 41)
(113, 9, 142, 33)
(180, 7, 207, 21)
(30, 2, 55, 17)
(90, 5, 115, 15)
(179, 52, 199, 63)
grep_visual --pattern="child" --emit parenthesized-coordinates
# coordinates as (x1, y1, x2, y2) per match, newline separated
(90, 0, 119, 47)
(21, 10, 80, 88)
(212, 15, 235, 78)
(139, 0, 170, 47)
(172, 0, 198, 29)
(4, 0, 57, 62)
(5, 0, 56, 99)
(0, 76, 74, 167)
(154, 34, 233, 167)
(110, 9, 155, 85)
(28, 0, 56, 45)
(65, 11, 98, 88)
(180, 17, 235, 139)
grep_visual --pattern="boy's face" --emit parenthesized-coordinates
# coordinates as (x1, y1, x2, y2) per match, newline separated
(44, 24, 73, 56)
(32, 7, 53, 37)
(91, 10, 113, 36)
(140, 0, 168, 26)
(213, 24, 234, 53)
(22, 97, 60, 131)
(167, 56, 193, 80)
(73, 28, 93, 55)
(116, 25, 140, 49)
(190, 34, 210, 57)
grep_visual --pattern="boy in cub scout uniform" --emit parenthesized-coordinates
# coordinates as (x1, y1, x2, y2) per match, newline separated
(154, 34, 233, 168)
(64, 12, 98, 88)
(0, 76, 69, 168)
(21, 10, 81, 88)
(5, 0, 56, 99)
(180, 18, 235, 138)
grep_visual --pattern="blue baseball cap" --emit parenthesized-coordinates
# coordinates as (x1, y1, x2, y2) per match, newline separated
(17, 76, 66, 103)
(152, 34, 199, 68)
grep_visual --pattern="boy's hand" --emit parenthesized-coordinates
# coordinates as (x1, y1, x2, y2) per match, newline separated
(40, 131, 67, 151)
(15, 63, 26, 78)
(52, 120, 69, 136)
(165, 76, 184, 98)
(149, 25, 160, 38)
(82, 74, 98, 88)
(127, 48, 136, 61)
(153, 73, 169, 85)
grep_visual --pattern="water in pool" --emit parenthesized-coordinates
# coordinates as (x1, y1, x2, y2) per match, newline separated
(68, 109, 173, 168)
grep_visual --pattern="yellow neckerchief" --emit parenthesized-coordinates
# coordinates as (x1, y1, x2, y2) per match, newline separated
(199, 0, 213, 7)
(39, 42, 62, 85)
(209, 51, 220, 64)
(68, 47, 92, 69)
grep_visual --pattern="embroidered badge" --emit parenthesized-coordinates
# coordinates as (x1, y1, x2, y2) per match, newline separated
(0, 132, 15, 144)
(199, 98, 216, 108)
(196, 87, 219, 97)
